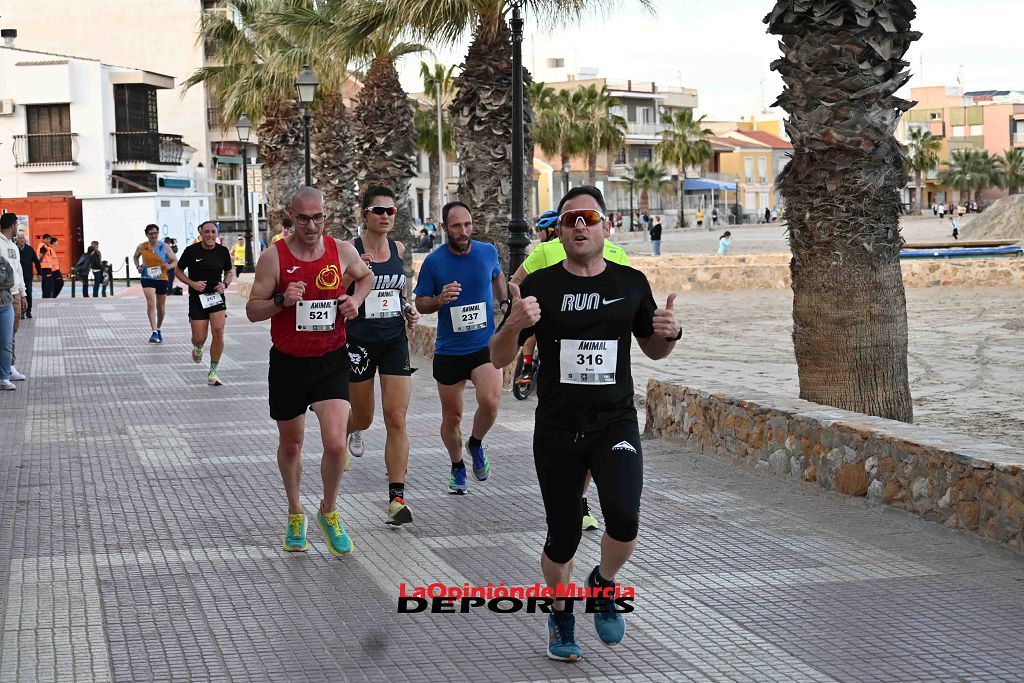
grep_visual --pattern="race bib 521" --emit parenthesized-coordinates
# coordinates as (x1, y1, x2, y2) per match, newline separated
(296, 299, 338, 332)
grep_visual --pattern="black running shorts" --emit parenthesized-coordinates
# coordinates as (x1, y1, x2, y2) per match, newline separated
(432, 346, 492, 386)
(346, 333, 413, 383)
(188, 293, 227, 321)
(141, 279, 170, 295)
(268, 346, 350, 421)
(534, 420, 644, 564)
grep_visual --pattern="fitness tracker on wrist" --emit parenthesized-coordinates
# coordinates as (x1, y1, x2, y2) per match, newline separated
(273, 293, 285, 306)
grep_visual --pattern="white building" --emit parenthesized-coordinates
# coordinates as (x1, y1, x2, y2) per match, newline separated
(0, 44, 209, 269)
(1, 1, 258, 226)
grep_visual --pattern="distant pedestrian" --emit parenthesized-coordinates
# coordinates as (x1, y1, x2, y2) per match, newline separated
(958, 203, 966, 217)
(88, 241, 104, 297)
(712, 207, 719, 226)
(37, 234, 58, 298)
(16, 232, 39, 318)
(764, 207, 771, 224)
(696, 209, 704, 228)
(938, 204, 946, 219)
(101, 261, 114, 297)
(650, 216, 663, 256)
(951, 217, 959, 240)
(718, 231, 733, 255)
(931, 203, 937, 217)
(230, 235, 247, 278)
(74, 247, 93, 297)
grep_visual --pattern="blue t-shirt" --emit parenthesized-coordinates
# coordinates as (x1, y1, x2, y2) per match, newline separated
(414, 240, 501, 355)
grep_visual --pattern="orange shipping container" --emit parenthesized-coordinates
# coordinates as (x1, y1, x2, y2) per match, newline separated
(0, 197, 83, 276)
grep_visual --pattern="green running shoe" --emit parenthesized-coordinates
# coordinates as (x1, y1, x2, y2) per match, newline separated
(282, 513, 310, 552)
(582, 497, 600, 531)
(191, 345, 204, 364)
(207, 370, 223, 386)
(317, 504, 353, 556)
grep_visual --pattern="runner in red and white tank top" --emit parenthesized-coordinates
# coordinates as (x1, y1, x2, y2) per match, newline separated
(271, 234, 348, 357)
(246, 187, 374, 558)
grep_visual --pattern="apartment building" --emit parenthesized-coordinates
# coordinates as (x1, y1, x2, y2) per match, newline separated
(711, 130, 792, 219)
(901, 85, 1024, 207)
(0, 44, 209, 269)
(3, 1, 260, 226)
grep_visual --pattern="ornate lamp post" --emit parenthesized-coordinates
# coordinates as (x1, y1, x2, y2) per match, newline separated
(295, 65, 319, 187)
(507, 0, 530, 278)
(235, 115, 254, 272)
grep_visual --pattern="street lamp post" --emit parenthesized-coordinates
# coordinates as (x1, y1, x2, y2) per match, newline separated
(507, 0, 530, 279)
(235, 115, 254, 272)
(628, 177, 635, 233)
(295, 65, 318, 187)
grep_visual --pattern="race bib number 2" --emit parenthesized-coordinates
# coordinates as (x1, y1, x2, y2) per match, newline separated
(296, 299, 338, 332)
(365, 289, 402, 319)
(450, 302, 487, 333)
(559, 339, 618, 385)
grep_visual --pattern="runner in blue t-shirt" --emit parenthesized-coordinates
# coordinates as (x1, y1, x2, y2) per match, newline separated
(414, 201, 507, 494)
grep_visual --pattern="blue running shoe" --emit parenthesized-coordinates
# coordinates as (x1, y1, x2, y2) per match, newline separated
(587, 566, 626, 644)
(282, 513, 310, 552)
(155, 330, 163, 343)
(449, 463, 468, 494)
(466, 443, 490, 481)
(316, 504, 353, 556)
(148, 331, 160, 344)
(547, 612, 583, 662)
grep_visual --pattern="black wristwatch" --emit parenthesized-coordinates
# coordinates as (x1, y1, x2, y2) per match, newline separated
(665, 326, 682, 342)
(273, 293, 285, 306)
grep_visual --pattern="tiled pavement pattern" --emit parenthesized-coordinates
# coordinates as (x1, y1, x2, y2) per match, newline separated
(2, 294, 1024, 683)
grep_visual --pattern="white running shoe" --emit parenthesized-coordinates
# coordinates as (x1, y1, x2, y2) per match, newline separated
(9, 366, 26, 381)
(0, 379, 15, 391)
(348, 430, 365, 458)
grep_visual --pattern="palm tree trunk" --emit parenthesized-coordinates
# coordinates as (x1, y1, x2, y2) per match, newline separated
(914, 170, 923, 214)
(257, 101, 304, 231)
(677, 173, 688, 227)
(768, 0, 915, 422)
(639, 189, 650, 215)
(561, 155, 570, 196)
(311, 92, 358, 239)
(451, 21, 533, 271)
(353, 56, 419, 270)
(428, 151, 441, 224)
(587, 152, 597, 186)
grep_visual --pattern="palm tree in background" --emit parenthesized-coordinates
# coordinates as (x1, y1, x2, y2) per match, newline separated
(628, 160, 673, 216)
(656, 109, 713, 228)
(939, 148, 1000, 204)
(905, 128, 940, 214)
(268, 0, 423, 250)
(766, 0, 918, 422)
(534, 88, 587, 192)
(577, 84, 627, 186)
(341, 0, 653, 268)
(996, 148, 1024, 195)
(416, 62, 458, 224)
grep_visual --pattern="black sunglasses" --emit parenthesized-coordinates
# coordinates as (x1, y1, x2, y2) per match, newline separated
(365, 206, 397, 216)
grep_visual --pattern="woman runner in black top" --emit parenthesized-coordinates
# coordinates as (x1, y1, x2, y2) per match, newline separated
(344, 186, 419, 525)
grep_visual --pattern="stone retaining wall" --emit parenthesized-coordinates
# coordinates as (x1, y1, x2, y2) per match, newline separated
(631, 255, 1024, 292)
(645, 379, 1024, 549)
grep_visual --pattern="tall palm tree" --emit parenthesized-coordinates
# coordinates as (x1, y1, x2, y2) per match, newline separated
(311, 91, 360, 238)
(341, 0, 654, 269)
(628, 160, 672, 215)
(577, 84, 627, 186)
(766, 0, 918, 422)
(184, 0, 352, 232)
(416, 62, 458, 224)
(939, 148, 999, 204)
(534, 88, 587, 193)
(905, 128, 940, 214)
(996, 148, 1024, 195)
(656, 110, 713, 228)
(266, 0, 423, 250)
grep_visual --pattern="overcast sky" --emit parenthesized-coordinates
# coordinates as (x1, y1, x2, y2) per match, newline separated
(397, 0, 1024, 120)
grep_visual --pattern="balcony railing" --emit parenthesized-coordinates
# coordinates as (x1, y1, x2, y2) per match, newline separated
(207, 107, 226, 130)
(626, 122, 667, 137)
(111, 132, 184, 165)
(13, 133, 79, 167)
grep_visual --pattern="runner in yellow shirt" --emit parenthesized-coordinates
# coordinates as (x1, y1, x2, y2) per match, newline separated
(508, 209, 630, 533)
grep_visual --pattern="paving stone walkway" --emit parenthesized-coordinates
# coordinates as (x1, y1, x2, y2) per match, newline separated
(2, 293, 1024, 683)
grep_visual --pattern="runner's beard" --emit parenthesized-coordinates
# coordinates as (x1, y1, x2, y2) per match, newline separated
(450, 236, 470, 253)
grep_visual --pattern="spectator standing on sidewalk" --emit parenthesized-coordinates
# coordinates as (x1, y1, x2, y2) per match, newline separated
(74, 248, 93, 297)
(16, 232, 39, 318)
(89, 241, 104, 297)
(650, 216, 663, 256)
(0, 213, 28, 388)
(950, 217, 959, 240)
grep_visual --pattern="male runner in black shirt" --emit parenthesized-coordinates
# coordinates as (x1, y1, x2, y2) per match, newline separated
(175, 220, 233, 386)
(491, 185, 681, 662)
